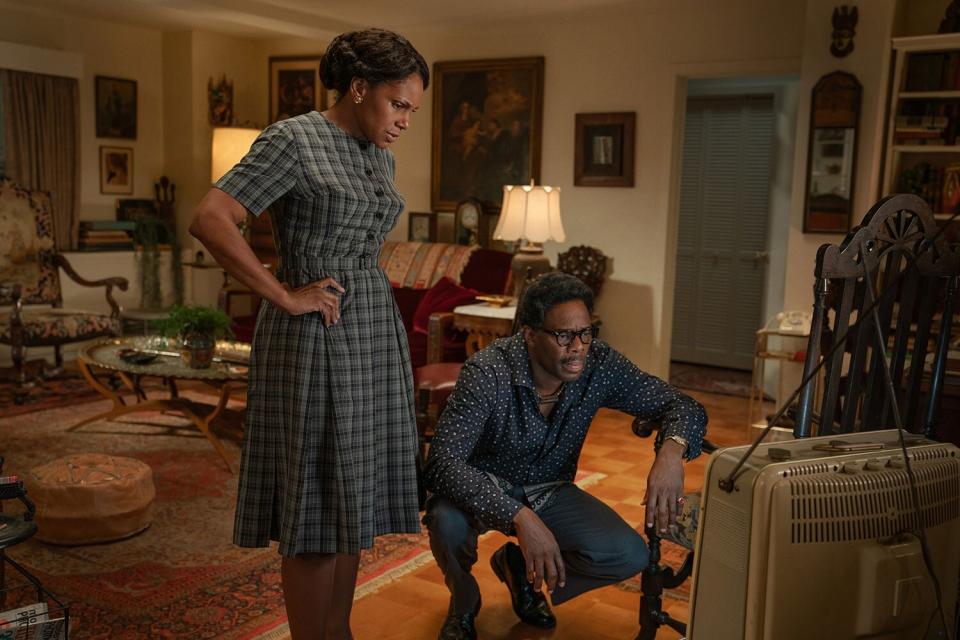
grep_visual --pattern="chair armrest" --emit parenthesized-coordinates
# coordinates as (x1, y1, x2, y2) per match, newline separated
(53, 254, 129, 318)
(426, 312, 456, 364)
(0, 283, 24, 325)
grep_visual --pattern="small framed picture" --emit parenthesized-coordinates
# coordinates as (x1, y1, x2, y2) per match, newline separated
(269, 55, 327, 123)
(574, 112, 636, 187)
(99, 146, 133, 195)
(408, 211, 437, 242)
(95, 76, 137, 139)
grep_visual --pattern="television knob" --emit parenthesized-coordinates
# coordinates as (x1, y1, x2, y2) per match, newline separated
(865, 459, 885, 471)
(841, 461, 863, 474)
(887, 456, 906, 469)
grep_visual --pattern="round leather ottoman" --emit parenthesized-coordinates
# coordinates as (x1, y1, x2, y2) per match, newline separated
(28, 454, 155, 545)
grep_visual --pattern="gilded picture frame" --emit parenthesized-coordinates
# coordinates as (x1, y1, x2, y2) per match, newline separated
(269, 55, 328, 123)
(431, 57, 544, 212)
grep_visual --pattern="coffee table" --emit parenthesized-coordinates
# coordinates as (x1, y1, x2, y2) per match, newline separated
(73, 337, 250, 472)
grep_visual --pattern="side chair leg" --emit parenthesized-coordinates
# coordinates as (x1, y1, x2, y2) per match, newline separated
(10, 343, 32, 404)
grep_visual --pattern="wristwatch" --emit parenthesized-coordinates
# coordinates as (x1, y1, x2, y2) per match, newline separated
(664, 434, 689, 454)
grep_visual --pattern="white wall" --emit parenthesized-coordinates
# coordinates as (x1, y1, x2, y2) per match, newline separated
(0, 1, 165, 221)
(782, 0, 898, 313)
(1, 1, 919, 379)
(396, 1, 806, 374)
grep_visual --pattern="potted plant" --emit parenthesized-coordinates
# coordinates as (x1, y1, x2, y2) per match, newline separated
(156, 304, 232, 369)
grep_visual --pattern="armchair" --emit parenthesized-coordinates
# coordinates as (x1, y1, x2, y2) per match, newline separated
(0, 179, 128, 402)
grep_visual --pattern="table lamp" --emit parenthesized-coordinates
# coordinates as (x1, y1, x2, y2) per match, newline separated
(492, 181, 565, 298)
(210, 126, 261, 183)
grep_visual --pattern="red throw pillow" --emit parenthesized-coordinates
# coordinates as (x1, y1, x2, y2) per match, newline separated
(412, 277, 479, 335)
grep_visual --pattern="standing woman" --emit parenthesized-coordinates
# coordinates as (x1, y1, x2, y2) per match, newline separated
(189, 29, 428, 639)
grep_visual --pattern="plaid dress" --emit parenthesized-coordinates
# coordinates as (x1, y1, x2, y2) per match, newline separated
(216, 112, 421, 556)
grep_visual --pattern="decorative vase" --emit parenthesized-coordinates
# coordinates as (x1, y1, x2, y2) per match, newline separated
(181, 332, 215, 369)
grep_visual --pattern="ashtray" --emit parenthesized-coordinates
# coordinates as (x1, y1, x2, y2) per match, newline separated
(476, 295, 513, 308)
(118, 349, 159, 365)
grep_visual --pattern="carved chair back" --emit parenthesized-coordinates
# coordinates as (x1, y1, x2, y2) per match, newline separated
(795, 194, 960, 439)
(557, 245, 607, 297)
(0, 179, 61, 307)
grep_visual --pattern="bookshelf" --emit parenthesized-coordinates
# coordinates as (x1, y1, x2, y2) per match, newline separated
(883, 33, 960, 235)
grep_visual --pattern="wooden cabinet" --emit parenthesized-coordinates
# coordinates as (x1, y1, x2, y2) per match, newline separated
(884, 33, 960, 240)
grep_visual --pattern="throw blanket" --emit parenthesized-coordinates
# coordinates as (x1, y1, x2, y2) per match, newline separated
(379, 241, 478, 289)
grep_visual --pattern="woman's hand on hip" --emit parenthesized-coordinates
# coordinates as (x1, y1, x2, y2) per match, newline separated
(280, 277, 345, 325)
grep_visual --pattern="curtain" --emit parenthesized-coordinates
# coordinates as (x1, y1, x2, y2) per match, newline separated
(1, 69, 80, 250)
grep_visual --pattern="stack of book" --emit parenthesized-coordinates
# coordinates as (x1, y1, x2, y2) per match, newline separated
(894, 113, 952, 146)
(78, 220, 136, 251)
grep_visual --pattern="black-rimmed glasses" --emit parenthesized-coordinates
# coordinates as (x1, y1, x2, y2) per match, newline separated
(537, 325, 599, 347)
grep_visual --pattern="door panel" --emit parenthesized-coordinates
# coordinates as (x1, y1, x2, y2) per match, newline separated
(671, 95, 774, 370)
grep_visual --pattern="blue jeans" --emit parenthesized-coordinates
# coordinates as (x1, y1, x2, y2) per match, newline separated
(422, 483, 649, 615)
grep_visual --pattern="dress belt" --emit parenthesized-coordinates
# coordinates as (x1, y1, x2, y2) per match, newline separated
(277, 255, 379, 280)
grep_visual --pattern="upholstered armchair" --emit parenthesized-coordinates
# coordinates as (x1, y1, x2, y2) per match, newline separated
(0, 179, 128, 402)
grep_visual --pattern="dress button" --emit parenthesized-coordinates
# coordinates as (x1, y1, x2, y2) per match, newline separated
(365, 168, 373, 177)
(375, 188, 384, 197)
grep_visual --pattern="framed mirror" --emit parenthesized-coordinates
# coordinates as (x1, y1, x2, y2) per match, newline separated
(804, 71, 862, 233)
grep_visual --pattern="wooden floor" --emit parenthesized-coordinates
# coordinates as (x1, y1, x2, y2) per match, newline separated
(349, 391, 763, 640)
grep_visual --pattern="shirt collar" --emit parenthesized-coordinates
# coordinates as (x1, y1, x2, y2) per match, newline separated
(503, 333, 537, 390)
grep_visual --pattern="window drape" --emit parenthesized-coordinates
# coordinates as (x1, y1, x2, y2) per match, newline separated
(1, 69, 80, 250)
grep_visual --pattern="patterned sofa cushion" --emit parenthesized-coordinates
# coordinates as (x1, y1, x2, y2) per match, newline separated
(0, 308, 120, 343)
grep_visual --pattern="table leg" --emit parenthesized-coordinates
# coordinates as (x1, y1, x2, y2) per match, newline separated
(70, 359, 130, 431)
(71, 361, 236, 473)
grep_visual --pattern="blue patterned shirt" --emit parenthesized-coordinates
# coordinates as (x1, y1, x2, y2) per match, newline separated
(423, 333, 707, 534)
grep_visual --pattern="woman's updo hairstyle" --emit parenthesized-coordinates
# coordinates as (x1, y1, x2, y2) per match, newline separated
(320, 29, 429, 99)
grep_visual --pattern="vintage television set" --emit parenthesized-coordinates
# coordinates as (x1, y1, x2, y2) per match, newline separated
(687, 429, 960, 639)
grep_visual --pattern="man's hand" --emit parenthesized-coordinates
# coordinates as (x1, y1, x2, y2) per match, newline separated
(641, 438, 686, 534)
(513, 507, 566, 593)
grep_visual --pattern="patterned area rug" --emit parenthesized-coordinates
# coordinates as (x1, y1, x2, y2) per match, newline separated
(669, 361, 755, 399)
(0, 364, 102, 417)
(0, 397, 606, 639)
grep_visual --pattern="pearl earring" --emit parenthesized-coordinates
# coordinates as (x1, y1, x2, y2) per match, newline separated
(354, 94, 363, 104)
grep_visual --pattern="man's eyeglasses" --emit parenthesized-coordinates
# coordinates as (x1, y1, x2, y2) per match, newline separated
(537, 325, 599, 347)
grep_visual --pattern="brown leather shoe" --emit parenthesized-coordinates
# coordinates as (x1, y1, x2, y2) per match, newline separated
(490, 542, 557, 629)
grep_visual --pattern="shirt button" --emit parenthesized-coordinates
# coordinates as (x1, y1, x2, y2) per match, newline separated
(375, 188, 384, 197)
(365, 168, 373, 177)
(366, 232, 374, 240)
(359, 142, 368, 150)
(376, 212, 384, 219)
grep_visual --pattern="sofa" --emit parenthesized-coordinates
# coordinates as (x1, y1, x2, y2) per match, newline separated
(226, 241, 513, 369)
(379, 241, 512, 368)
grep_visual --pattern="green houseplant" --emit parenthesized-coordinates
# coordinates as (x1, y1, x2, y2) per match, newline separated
(156, 304, 232, 369)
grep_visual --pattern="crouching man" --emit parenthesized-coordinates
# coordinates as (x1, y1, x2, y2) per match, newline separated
(422, 272, 707, 639)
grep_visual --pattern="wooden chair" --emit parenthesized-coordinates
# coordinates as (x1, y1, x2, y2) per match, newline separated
(795, 193, 960, 439)
(0, 179, 128, 402)
(557, 245, 607, 297)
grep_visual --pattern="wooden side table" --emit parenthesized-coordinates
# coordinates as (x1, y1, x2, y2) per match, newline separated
(453, 303, 516, 356)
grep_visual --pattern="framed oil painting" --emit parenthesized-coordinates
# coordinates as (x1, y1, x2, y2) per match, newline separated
(574, 112, 635, 187)
(431, 57, 544, 212)
(408, 212, 437, 242)
(99, 146, 133, 195)
(269, 55, 328, 123)
(96, 76, 137, 139)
